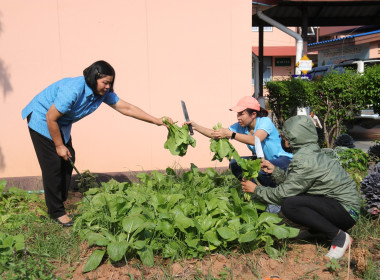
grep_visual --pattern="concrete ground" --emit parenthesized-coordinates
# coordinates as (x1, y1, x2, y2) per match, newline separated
(354, 140, 375, 152)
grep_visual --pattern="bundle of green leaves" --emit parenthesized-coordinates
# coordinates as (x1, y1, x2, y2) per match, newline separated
(163, 118, 196, 156)
(210, 123, 261, 181)
(236, 157, 261, 181)
(210, 123, 240, 162)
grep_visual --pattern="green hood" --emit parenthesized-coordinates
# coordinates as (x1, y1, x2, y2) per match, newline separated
(283, 115, 318, 150)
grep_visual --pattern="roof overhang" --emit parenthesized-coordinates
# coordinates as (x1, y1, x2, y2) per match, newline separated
(252, 1, 380, 27)
(252, 46, 297, 56)
(308, 29, 380, 51)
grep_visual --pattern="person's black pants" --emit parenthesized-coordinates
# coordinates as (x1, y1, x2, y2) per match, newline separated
(28, 127, 75, 219)
(281, 195, 356, 240)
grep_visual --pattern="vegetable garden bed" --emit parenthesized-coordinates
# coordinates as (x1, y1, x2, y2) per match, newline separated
(1, 159, 379, 279)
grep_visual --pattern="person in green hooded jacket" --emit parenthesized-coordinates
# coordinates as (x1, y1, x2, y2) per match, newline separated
(241, 115, 361, 260)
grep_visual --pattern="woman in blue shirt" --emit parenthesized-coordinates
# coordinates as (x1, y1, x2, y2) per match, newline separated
(187, 96, 293, 188)
(22, 60, 172, 227)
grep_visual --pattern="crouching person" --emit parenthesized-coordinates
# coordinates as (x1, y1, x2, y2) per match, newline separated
(241, 115, 360, 260)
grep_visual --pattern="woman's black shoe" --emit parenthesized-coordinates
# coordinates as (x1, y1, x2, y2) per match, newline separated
(53, 218, 74, 227)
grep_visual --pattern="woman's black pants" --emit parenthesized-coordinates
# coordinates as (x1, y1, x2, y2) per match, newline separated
(28, 127, 75, 219)
(281, 195, 356, 240)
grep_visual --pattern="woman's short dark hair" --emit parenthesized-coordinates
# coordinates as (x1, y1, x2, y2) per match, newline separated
(246, 107, 268, 117)
(83, 60, 115, 94)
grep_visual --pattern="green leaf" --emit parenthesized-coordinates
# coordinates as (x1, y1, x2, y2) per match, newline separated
(13, 234, 25, 251)
(163, 241, 181, 258)
(86, 188, 100, 195)
(203, 230, 221, 246)
(206, 198, 220, 211)
(267, 224, 291, 239)
(132, 240, 146, 250)
(265, 245, 280, 259)
(83, 249, 106, 273)
(167, 194, 185, 208)
(185, 238, 200, 248)
(174, 214, 194, 229)
(87, 232, 110, 246)
(3, 236, 14, 247)
(163, 120, 196, 156)
(218, 140, 233, 158)
(230, 187, 241, 208)
(257, 212, 282, 225)
(238, 231, 257, 243)
(106, 195, 129, 222)
(216, 227, 238, 241)
(122, 214, 146, 234)
(138, 246, 154, 266)
(198, 215, 213, 233)
(287, 227, 300, 238)
(156, 220, 175, 237)
(227, 218, 241, 232)
(241, 205, 258, 223)
(107, 240, 129, 262)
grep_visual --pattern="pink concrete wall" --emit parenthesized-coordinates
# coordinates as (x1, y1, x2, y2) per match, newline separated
(369, 41, 380, 58)
(272, 57, 295, 80)
(0, 0, 252, 178)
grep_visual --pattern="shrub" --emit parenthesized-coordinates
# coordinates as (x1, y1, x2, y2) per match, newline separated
(357, 64, 380, 114)
(360, 162, 380, 216)
(266, 78, 314, 128)
(334, 133, 355, 148)
(368, 141, 380, 163)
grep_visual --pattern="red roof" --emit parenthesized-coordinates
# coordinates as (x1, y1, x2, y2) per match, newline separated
(252, 46, 296, 56)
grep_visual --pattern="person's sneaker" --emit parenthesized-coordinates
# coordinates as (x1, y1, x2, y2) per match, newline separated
(325, 232, 352, 260)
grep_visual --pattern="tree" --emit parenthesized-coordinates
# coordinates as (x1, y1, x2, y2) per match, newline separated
(266, 78, 314, 128)
(357, 64, 380, 114)
(310, 71, 365, 147)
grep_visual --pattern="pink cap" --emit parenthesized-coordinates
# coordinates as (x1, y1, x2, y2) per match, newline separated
(229, 96, 260, 112)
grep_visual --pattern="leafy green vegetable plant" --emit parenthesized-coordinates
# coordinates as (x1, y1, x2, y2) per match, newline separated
(335, 147, 369, 172)
(163, 119, 196, 156)
(73, 165, 299, 272)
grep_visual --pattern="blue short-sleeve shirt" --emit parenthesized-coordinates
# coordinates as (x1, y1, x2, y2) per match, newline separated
(229, 117, 293, 161)
(22, 76, 119, 143)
